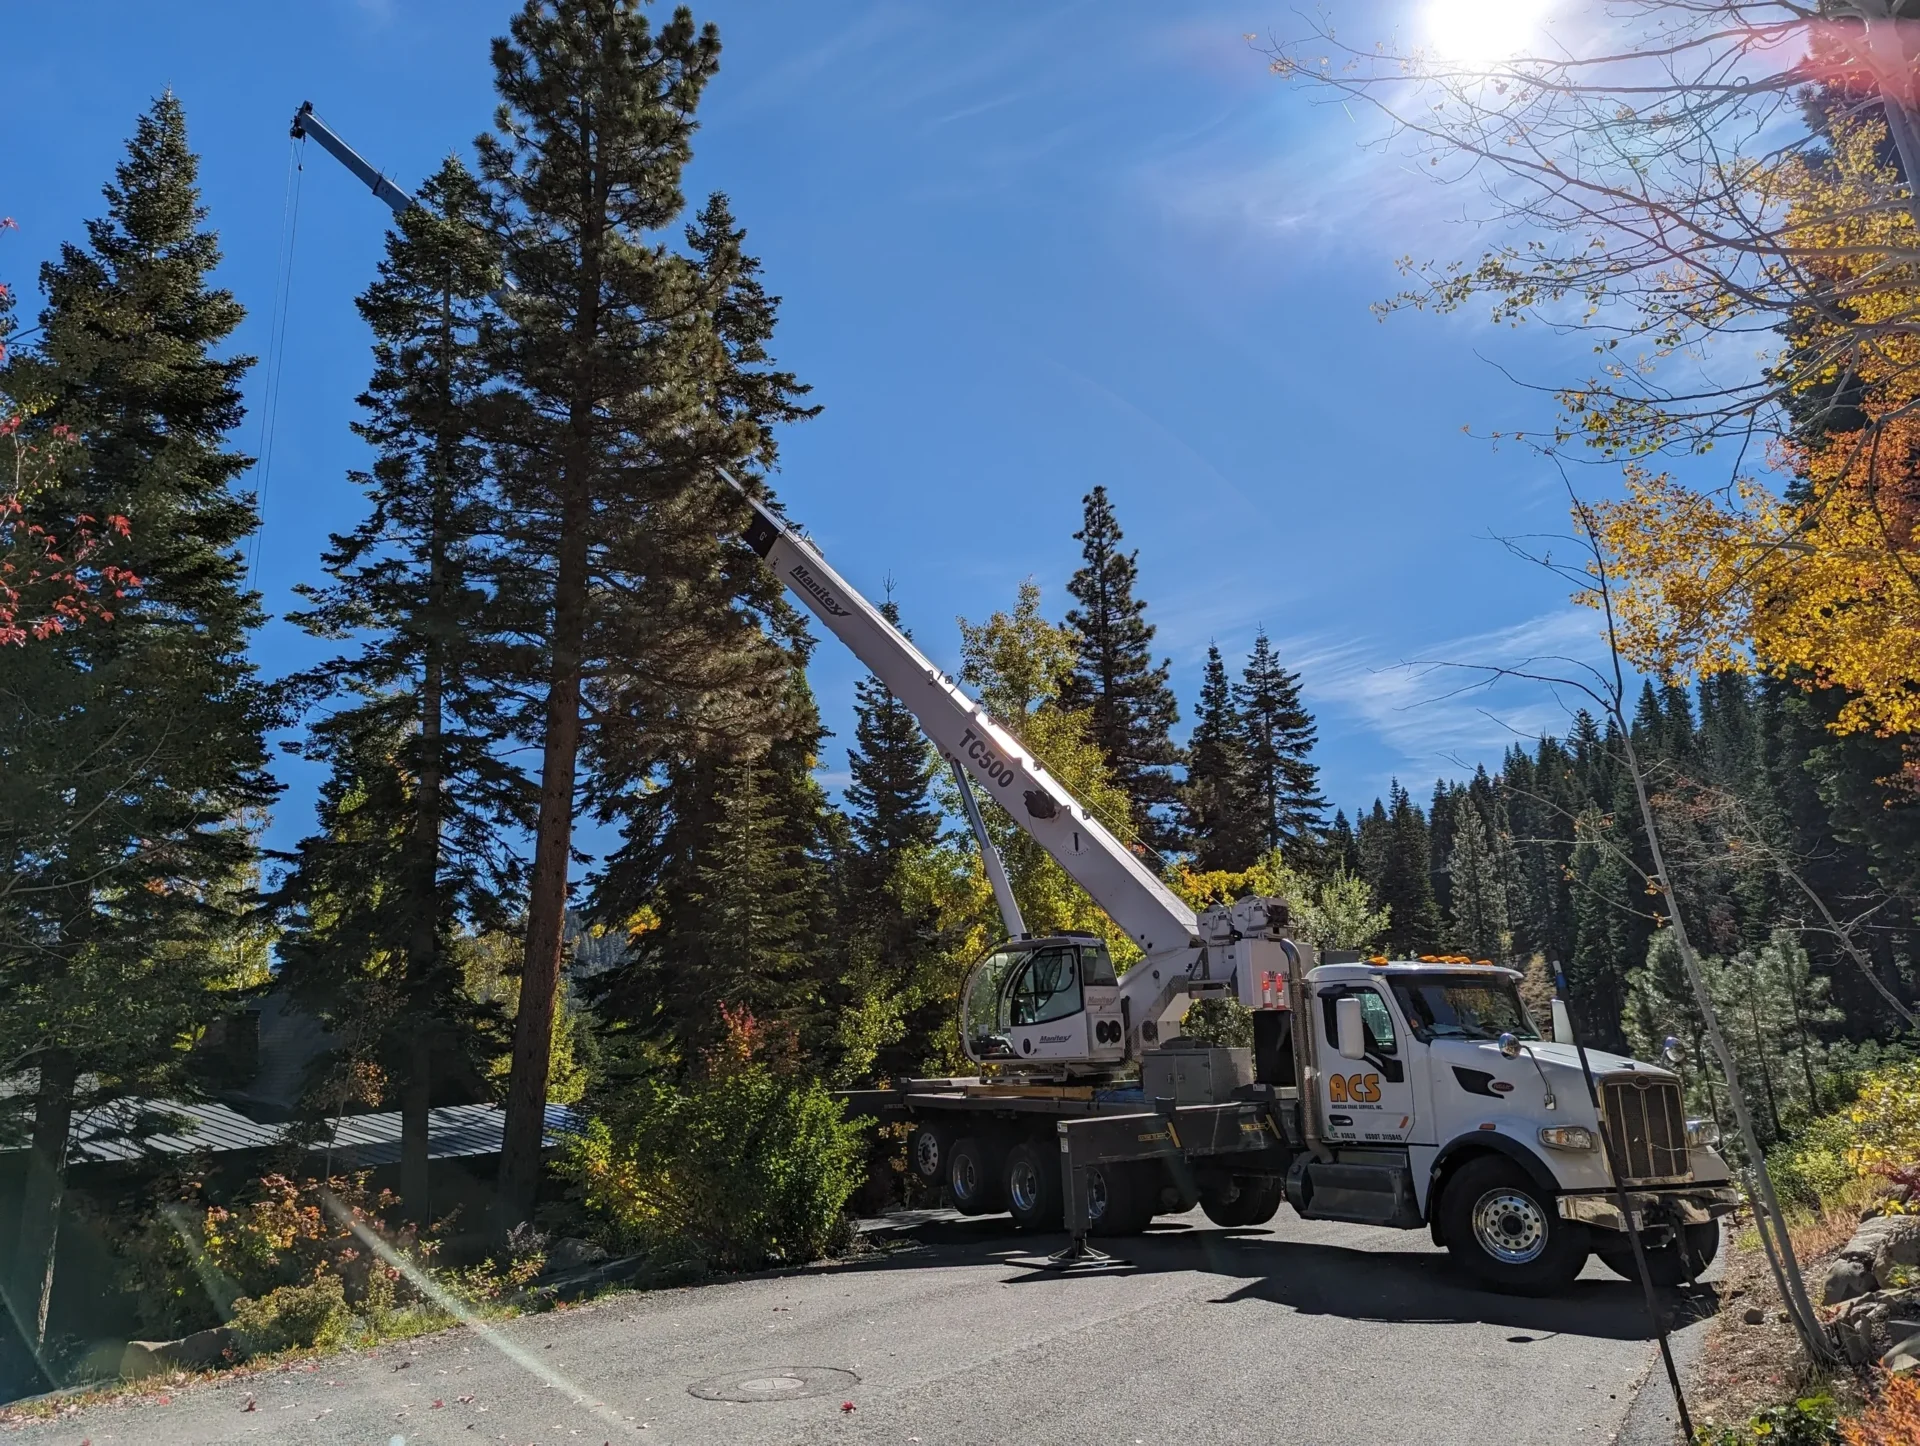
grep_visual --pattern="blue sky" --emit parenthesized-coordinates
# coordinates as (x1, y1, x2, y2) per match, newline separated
(5, 0, 1615, 859)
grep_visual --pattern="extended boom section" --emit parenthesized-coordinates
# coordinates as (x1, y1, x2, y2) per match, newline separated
(731, 485, 1199, 962)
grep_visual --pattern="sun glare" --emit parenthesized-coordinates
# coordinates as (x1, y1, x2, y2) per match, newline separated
(1424, 0, 1550, 64)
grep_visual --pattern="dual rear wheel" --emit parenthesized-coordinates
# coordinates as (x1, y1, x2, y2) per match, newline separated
(973, 1138, 1159, 1236)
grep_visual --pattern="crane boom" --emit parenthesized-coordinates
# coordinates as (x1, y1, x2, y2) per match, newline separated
(728, 480, 1200, 961)
(290, 102, 417, 216)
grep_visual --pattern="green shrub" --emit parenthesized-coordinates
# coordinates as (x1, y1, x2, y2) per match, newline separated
(1768, 1061, 1920, 1211)
(229, 1274, 351, 1355)
(1180, 997, 1254, 1049)
(1694, 1394, 1839, 1445)
(1770, 1110, 1863, 1211)
(559, 1063, 868, 1272)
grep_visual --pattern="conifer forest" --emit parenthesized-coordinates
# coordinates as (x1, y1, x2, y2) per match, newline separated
(4, 0, 1920, 1414)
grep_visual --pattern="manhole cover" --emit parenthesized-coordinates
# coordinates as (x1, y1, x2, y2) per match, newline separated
(688, 1366, 860, 1403)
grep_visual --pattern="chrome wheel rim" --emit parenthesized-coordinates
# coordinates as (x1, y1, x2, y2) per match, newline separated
(1472, 1188, 1548, 1265)
(952, 1153, 978, 1202)
(1009, 1160, 1040, 1213)
(914, 1132, 941, 1178)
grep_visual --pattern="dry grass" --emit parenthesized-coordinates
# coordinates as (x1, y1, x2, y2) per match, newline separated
(1691, 1206, 1865, 1434)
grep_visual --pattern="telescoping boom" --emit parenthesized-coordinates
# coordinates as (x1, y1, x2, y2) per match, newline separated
(726, 477, 1199, 962)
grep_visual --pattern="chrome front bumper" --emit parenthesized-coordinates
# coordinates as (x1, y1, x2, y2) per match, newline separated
(1557, 1185, 1741, 1233)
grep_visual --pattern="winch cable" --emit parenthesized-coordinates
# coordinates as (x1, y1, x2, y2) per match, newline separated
(246, 133, 304, 591)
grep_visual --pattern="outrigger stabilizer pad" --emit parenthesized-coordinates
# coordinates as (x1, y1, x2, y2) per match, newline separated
(1034, 1238, 1115, 1271)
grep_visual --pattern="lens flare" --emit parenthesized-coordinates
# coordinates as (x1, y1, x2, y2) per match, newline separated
(1424, 0, 1550, 63)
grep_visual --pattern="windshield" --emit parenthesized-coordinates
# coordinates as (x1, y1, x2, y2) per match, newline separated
(961, 947, 1023, 1060)
(1389, 974, 1539, 1043)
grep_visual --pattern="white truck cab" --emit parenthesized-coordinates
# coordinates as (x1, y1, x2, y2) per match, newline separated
(1296, 959, 1737, 1292)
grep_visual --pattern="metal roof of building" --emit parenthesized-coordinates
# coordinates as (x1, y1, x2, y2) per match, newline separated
(0, 1099, 579, 1168)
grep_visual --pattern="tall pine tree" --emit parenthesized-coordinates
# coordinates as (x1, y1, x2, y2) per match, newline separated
(479, 0, 813, 1224)
(1363, 782, 1440, 956)
(838, 599, 947, 1078)
(1059, 485, 1183, 852)
(845, 600, 940, 870)
(1446, 797, 1510, 960)
(589, 661, 836, 1066)
(1180, 643, 1261, 869)
(0, 94, 273, 1352)
(1236, 630, 1325, 859)
(275, 160, 526, 1223)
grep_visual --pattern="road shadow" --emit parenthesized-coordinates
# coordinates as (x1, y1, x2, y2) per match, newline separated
(844, 1213, 1719, 1342)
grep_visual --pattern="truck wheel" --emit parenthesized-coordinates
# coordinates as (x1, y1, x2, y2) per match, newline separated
(1441, 1156, 1587, 1296)
(1198, 1174, 1283, 1227)
(948, 1137, 1005, 1215)
(1004, 1140, 1063, 1231)
(1156, 1164, 1200, 1217)
(1087, 1163, 1156, 1237)
(908, 1123, 951, 1185)
(1598, 1222, 1720, 1287)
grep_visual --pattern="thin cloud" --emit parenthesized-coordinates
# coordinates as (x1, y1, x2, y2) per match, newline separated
(1306, 607, 1605, 772)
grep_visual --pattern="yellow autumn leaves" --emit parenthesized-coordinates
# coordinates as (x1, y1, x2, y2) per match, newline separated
(1593, 118, 1920, 760)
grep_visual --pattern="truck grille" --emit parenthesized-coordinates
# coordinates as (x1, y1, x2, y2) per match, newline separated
(1600, 1074, 1689, 1183)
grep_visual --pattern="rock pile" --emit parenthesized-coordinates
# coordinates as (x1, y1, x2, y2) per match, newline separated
(1822, 1214, 1920, 1369)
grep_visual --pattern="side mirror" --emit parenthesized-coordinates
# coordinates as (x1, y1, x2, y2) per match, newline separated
(1662, 1036, 1686, 1067)
(1498, 1031, 1522, 1059)
(1335, 996, 1366, 1061)
(1551, 998, 1574, 1046)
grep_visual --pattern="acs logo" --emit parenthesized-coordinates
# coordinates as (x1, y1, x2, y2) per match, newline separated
(1328, 1073, 1382, 1104)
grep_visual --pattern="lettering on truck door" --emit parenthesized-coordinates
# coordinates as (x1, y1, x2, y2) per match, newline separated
(1318, 985, 1415, 1143)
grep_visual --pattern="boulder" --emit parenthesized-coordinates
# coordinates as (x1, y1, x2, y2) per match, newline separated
(1856, 1215, 1920, 1275)
(120, 1326, 235, 1378)
(1826, 1255, 1879, 1306)
(544, 1237, 610, 1273)
(1888, 1319, 1920, 1374)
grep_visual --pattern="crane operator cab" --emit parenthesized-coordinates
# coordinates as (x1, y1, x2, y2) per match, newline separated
(961, 933, 1128, 1070)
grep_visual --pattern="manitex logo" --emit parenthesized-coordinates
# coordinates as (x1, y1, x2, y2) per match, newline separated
(1039, 1034, 1071, 1045)
(787, 561, 850, 617)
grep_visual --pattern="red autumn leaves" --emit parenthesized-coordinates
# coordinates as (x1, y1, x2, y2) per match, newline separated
(1, 416, 140, 646)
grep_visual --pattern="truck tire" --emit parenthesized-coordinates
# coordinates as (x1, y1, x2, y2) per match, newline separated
(1004, 1140, 1063, 1231)
(908, 1123, 951, 1186)
(1087, 1163, 1156, 1237)
(1154, 1162, 1200, 1217)
(1198, 1174, 1284, 1227)
(948, 1137, 1006, 1216)
(1441, 1155, 1588, 1296)
(1598, 1221, 1721, 1287)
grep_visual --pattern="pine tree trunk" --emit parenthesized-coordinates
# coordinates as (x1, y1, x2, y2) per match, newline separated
(497, 481, 591, 1231)
(401, 286, 456, 1229)
(14, 1049, 77, 1353)
(1789, 989, 1821, 1116)
(401, 1034, 432, 1224)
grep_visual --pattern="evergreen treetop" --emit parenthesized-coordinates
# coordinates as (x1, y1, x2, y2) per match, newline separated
(1059, 485, 1182, 851)
(845, 599, 940, 868)
(1181, 642, 1260, 870)
(1236, 630, 1325, 857)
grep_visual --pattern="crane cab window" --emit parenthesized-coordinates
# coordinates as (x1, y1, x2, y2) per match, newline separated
(1079, 942, 1117, 986)
(1010, 946, 1083, 1026)
(1319, 985, 1399, 1055)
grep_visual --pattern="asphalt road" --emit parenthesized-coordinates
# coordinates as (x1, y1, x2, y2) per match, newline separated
(8, 1208, 1720, 1446)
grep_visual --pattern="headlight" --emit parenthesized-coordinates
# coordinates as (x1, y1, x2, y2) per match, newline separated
(1686, 1118, 1721, 1148)
(1538, 1125, 1596, 1151)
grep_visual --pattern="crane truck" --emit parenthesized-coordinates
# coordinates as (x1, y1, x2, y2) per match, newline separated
(294, 100, 1741, 1299)
(732, 484, 1739, 1296)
